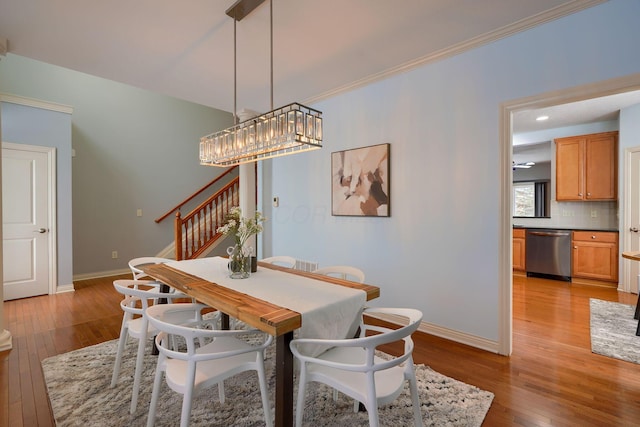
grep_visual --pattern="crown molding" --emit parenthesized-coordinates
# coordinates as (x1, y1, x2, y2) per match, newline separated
(304, 0, 606, 106)
(0, 93, 73, 114)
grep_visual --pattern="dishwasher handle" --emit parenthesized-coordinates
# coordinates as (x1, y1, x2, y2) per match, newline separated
(528, 230, 571, 237)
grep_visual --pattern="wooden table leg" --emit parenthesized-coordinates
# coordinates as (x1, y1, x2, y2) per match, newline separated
(275, 332, 294, 427)
(152, 283, 171, 355)
(220, 312, 230, 330)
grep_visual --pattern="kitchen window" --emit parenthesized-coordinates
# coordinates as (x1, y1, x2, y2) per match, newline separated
(513, 180, 550, 218)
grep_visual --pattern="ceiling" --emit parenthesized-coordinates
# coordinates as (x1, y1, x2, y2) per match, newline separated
(512, 88, 640, 165)
(0, 0, 603, 115)
(3, 0, 637, 151)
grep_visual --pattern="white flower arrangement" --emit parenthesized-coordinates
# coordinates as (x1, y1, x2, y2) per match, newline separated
(217, 206, 266, 247)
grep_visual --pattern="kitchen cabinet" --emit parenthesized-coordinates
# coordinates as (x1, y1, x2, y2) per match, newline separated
(572, 231, 618, 283)
(555, 131, 618, 201)
(513, 228, 526, 271)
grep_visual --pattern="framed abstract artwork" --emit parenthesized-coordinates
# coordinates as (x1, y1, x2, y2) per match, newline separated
(331, 143, 390, 217)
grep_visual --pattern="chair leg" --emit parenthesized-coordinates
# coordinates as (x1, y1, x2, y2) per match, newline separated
(256, 355, 273, 427)
(407, 375, 424, 427)
(295, 367, 308, 427)
(180, 364, 197, 427)
(110, 323, 129, 387)
(218, 380, 226, 404)
(146, 355, 165, 427)
(366, 374, 380, 427)
(130, 334, 147, 414)
(365, 401, 380, 427)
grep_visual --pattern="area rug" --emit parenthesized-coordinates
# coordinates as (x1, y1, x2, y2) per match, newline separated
(42, 339, 493, 426)
(590, 298, 640, 364)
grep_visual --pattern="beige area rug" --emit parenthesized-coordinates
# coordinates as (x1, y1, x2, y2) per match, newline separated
(590, 298, 640, 364)
(42, 339, 493, 426)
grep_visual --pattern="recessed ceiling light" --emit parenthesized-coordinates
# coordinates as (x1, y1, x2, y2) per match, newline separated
(536, 115, 549, 121)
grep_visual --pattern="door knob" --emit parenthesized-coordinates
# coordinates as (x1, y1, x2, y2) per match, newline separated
(34, 228, 47, 233)
(631, 227, 639, 233)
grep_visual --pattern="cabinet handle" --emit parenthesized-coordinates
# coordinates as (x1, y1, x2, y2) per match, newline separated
(579, 193, 583, 196)
(574, 246, 578, 249)
(591, 235, 596, 239)
(587, 192, 591, 196)
(631, 227, 639, 233)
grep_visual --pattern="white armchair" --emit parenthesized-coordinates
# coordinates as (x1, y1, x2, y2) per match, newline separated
(290, 307, 424, 427)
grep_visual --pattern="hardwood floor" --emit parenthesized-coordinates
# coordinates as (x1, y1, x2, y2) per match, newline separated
(2, 274, 640, 426)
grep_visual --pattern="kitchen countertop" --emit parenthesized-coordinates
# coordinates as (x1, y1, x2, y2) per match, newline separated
(513, 225, 619, 232)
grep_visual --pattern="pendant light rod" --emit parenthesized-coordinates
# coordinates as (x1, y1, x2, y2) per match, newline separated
(234, 12, 238, 125)
(270, 0, 273, 111)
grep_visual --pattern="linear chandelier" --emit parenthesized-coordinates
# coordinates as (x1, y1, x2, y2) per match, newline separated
(199, 0, 323, 167)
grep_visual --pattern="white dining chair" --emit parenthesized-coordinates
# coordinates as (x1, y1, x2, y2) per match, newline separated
(110, 279, 193, 414)
(128, 257, 173, 280)
(261, 255, 297, 268)
(312, 265, 366, 283)
(289, 307, 424, 427)
(145, 303, 274, 427)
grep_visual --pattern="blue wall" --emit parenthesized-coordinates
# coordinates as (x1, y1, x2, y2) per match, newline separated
(0, 55, 233, 276)
(262, 0, 640, 346)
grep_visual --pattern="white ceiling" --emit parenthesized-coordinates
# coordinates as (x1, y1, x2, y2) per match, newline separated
(4, 0, 636, 149)
(0, 0, 603, 115)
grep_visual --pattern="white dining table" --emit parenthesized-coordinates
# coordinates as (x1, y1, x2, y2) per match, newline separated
(140, 256, 380, 427)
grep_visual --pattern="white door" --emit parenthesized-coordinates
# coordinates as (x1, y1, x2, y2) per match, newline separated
(626, 148, 640, 294)
(2, 143, 55, 300)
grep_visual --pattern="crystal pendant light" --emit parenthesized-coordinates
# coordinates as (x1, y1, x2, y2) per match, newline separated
(200, 0, 322, 167)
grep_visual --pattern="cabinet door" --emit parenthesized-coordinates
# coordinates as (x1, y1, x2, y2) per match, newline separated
(513, 237, 526, 271)
(572, 241, 618, 282)
(556, 137, 585, 201)
(585, 132, 617, 200)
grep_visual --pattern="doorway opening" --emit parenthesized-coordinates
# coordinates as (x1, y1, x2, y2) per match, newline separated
(500, 72, 640, 355)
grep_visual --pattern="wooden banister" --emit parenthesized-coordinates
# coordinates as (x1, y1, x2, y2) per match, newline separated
(155, 166, 238, 223)
(175, 176, 240, 260)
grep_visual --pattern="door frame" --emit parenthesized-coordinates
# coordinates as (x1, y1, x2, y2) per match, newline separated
(2, 141, 57, 296)
(500, 72, 640, 356)
(622, 146, 640, 294)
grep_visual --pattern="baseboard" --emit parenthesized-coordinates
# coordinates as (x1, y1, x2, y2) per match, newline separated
(73, 268, 130, 281)
(56, 283, 75, 294)
(419, 322, 500, 353)
(371, 312, 500, 354)
(571, 277, 618, 288)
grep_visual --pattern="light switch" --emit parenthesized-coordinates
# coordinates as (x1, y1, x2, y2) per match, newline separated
(137, 209, 143, 217)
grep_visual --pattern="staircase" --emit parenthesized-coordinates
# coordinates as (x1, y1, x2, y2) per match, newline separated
(155, 167, 239, 260)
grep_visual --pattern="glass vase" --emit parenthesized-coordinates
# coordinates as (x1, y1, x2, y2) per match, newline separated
(227, 244, 252, 279)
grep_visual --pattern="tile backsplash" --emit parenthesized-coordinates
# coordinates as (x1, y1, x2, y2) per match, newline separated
(514, 200, 618, 230)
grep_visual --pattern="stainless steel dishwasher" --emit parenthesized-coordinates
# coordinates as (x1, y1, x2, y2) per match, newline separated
(525, 229, 572, 281)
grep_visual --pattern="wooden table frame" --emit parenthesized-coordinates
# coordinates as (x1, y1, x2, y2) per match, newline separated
(140, 261, 379, 427)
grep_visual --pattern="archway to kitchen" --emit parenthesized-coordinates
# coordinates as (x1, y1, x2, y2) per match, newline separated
(500, 72, 640, 355)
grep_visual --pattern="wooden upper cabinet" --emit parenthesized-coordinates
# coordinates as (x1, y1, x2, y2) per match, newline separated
(555, 131, 618, 201)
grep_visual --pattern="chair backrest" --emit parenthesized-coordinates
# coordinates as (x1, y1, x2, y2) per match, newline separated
(128, 257, 172, 280)
(291, 307, 423, 373)
(312, 265, 365, 283)
(261, 255, 296, 268)
(113, 279, 181, 317)
(146, 303, 273, 360)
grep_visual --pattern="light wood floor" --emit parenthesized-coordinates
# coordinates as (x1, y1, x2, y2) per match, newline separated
(1, 274, 640, 426)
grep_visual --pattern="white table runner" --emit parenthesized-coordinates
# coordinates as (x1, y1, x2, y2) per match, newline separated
(167, 257, 366, 353)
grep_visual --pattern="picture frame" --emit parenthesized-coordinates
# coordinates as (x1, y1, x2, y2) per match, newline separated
(331, 143, 390, 217)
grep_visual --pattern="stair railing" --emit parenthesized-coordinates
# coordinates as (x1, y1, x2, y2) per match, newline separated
(155, 166, 238, 224)
(174, 177, 240, 260)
